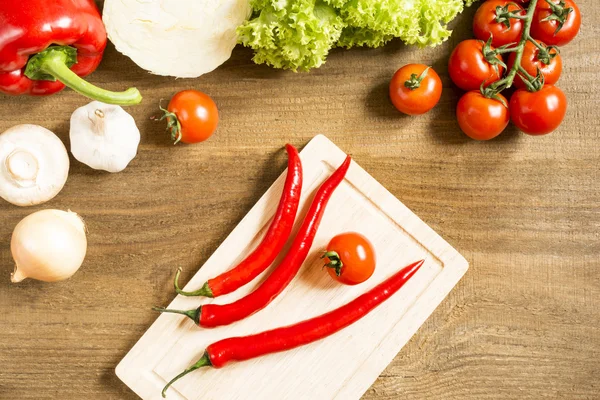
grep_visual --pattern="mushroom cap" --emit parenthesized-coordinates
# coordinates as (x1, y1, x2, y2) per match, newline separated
(0, 125, 70, 207)
(102, 0, 251, 78)
(70, 101, 141, 173)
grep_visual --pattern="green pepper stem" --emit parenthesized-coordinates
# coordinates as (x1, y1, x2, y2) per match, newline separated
(36, 48, 142, 106)
(173, 268, 214, 297)
(153, 306, 201, 325)
(161, 352, 212, 397)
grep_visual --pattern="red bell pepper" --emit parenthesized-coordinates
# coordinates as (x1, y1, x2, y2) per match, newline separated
(0, 0, 141, 105)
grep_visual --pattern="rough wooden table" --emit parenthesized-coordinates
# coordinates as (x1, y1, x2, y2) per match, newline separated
(1, 1, 598, 399)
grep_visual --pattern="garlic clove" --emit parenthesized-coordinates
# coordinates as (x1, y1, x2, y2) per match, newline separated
(70, 101, 141, 173)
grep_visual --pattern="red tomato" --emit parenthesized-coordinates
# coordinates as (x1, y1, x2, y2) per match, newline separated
(531, 0, 581, 46)
(389, 64, 442, 115)
(473, 0, 525, 47)
(165, 90, 219, 144)
(509, 85, 567, 135)
(508, 40, 562, 89)
(448, 39, 505, 91)
(324, 232, 376, 285)
(457, 91, 509, 140)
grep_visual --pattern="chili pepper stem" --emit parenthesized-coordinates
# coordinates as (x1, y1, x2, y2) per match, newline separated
(153, 306, 201, 325)
(173, 268, 213, 297)
(161, 352, 212, 398)
(25, 46, 142, 105)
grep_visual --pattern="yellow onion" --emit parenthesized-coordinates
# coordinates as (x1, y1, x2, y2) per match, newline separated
(11, 209, 87, 283)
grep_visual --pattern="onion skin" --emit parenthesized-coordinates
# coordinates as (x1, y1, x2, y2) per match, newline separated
(10, 209, 87, 283)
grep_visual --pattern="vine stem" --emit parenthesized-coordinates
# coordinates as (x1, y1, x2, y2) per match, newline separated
(488, 0, 539, 93)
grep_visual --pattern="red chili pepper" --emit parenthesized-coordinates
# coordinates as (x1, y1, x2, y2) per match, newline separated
(173, 144, 303, 298)
(154, 155, 352, 328)
(160, 259, 425, 397)
(0, 0, 141, 105)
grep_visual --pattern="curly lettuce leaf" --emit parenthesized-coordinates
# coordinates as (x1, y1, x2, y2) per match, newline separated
(237, 0, 344, 71)
(407, 0, 476, 46)
(336, 27, 394, 49)
(238, 0, 476, 70)
(333, 0, 474, 48)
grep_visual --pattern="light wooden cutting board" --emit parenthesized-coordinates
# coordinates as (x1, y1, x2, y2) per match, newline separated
(116, 134, 469, 400)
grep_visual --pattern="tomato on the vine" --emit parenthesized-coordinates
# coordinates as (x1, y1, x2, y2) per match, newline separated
(323, 232, 376, 286)
(509, 85, 567, 135)
(531, 0, 581, 46)
(448, 39, 505, 91)
(457, 91, 509, 140)
(161, 90, 219, 144)
(473, 0, 526, 47)
(508, 40, 562, 89)
(389, 64, 442, 115)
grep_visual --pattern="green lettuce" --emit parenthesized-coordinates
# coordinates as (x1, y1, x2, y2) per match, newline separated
(238, 0, 476, 71)
(238, 0, 344, 71)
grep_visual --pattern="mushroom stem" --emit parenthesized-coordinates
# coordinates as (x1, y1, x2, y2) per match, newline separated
(6, 149, 39, 187)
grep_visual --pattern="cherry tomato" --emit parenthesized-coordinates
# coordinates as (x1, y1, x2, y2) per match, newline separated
(389, 64, 442, 115)
(508, 40, 562, 89)
(531, 0, 581, 46)
(473, 0, 525, 47)
(164, 90, 219, 144)
(457, 91, 509, 140)
(323, 232, 376, 286)
(448, 39, 505, 91)
(509, 85, 567, 135)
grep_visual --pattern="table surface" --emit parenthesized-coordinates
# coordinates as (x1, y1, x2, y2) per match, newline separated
(1, 1, 598, 399)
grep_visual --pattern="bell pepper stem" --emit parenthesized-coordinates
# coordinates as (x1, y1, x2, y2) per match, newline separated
(173, 268, 214, 297)
(161, 352, 212, 397)
(27, 46, 142, 105)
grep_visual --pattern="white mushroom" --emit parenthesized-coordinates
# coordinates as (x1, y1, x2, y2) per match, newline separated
(70, 101, 141, 173)
(0, 124, 70, 207)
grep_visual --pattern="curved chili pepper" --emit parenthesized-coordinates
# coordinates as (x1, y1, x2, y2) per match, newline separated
(155, 155, 351, 328)
(160, 259, 425, 397)
(173, 144, 303, 298)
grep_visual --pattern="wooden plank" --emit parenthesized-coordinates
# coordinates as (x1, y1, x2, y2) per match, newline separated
(1, 1, 599, 399)
(116, 135, 468, 400)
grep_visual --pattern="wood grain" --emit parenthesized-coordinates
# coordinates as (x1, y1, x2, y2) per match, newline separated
(0, 1, 598, 399)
